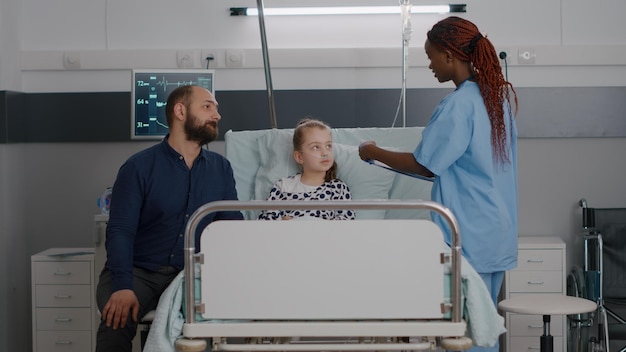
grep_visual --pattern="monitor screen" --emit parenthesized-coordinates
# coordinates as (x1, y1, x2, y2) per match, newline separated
(131, 69, 215, 140)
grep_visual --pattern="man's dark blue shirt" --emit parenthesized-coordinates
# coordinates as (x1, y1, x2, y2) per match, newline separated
(105, 137, 243, 291)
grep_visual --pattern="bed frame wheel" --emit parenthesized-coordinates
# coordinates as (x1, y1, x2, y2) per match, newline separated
(174, 338, 208, 352)
(440, 336, 473, 350)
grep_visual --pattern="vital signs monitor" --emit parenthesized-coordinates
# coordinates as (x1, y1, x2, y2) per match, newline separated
(131, 69, 215, 140)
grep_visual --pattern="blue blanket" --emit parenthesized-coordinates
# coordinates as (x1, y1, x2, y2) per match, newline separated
(143, 269, 186, 352)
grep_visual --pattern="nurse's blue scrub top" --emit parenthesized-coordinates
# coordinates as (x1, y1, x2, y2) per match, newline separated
(414, 80, 518, 274)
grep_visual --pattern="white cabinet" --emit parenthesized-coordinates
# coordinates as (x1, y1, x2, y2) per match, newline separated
(503, 236, 566, 352)
(31, 248, 96, 352)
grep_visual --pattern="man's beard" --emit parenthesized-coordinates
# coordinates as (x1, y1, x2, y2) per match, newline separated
(184, 113, 218, 145)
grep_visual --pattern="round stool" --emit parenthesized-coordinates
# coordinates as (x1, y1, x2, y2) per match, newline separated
(499, 294, 597, 352)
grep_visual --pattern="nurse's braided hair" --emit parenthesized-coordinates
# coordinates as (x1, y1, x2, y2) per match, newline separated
(293, 118, 338, 182)
(427, 16, 518, 165)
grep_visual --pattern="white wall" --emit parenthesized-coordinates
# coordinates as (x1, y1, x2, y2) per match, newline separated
(16, 0, 626, 92)
(2, 0, 626, 350)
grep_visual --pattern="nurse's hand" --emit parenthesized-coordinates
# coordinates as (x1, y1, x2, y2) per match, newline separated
(358, 141, 377, 161)
(101, 289, 139, 329)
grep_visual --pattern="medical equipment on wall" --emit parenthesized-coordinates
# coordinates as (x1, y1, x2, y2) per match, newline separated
(130, 69, 215, 140)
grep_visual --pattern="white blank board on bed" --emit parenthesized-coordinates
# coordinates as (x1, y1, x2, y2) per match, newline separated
(199, 219, 445, 320)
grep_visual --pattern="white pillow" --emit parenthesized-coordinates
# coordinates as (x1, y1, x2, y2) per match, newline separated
(225, 129, 266, 202)
(253, 129, 298, 202)
(332, 143, 394, 219)
(253, 130, 394, 219)
(331, 126, 433, 219)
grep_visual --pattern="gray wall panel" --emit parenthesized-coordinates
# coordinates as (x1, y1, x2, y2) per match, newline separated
(515, 87, 626, 138)
(0, 87, 623, 143)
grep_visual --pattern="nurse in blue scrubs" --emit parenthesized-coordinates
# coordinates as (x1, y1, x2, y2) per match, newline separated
(359, 16, 519, 352)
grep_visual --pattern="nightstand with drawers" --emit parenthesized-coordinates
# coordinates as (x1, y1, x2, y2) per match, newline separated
(31, 248, 96, 352)
(503, 236, 566, 352)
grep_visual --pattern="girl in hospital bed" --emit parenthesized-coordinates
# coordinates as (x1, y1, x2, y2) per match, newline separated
(258, 118, 356, 220)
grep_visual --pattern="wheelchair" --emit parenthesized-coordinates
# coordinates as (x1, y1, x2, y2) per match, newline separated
(567, 199, 626, 352)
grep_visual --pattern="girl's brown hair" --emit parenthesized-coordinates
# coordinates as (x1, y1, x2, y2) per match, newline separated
(293, 118, 337, 182)
(427, 16, 518, 165)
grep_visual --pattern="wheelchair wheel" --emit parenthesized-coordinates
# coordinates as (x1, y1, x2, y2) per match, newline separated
(568, 265, 593, 352)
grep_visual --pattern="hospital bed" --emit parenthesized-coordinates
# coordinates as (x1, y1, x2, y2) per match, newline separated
(173, 200, 470, 352)
(143, 127, 505, 352)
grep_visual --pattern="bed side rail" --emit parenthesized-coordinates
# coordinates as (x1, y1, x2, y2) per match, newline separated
(182, 200, 462, 323)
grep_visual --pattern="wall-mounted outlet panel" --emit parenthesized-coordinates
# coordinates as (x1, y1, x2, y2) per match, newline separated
(176, 50, 196, 68)
(202, 50, 219, 68)
(518, 47, 536, 64)
(225, 50, 244, 68)
(63, 51, 81, 69)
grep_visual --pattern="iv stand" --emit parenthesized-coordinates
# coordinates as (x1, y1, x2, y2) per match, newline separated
(400, 0, 412, 127)
(256, 0, 278, 128)
(401, 38, 407, 127)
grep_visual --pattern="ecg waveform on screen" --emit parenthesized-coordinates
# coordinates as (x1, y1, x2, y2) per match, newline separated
(137, 75, 212, 92)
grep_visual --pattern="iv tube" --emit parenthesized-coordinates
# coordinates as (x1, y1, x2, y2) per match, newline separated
(400, 0, 412, 127)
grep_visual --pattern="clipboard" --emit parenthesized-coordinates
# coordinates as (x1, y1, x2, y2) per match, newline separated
(364, 159, 435, 182)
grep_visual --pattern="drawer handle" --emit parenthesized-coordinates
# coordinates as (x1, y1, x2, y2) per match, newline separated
(55, 317, 73, 322)
(55, 340, 73, 345)
(54, 295, 72, 299)
(528, 348, 540, 351)
(528, 324, 543, 329)
(54, 271, 72, 276)
(526, 259, 544, 263)
(527, 280, 544, 285)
